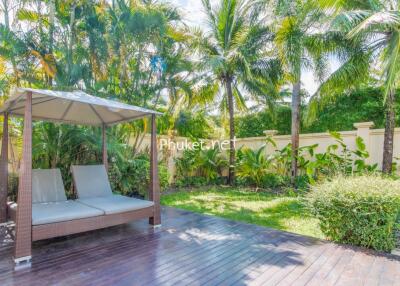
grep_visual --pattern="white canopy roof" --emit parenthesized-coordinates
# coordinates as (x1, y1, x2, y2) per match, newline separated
(0, 88, 162, 126)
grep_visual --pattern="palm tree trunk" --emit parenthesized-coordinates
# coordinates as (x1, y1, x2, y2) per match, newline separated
(226, 79, 236, 185)
(291, 80, 301, 185)
(382, 90, 395, 174)
(48, 0, 55, 86)
(67, 3, 76, 84)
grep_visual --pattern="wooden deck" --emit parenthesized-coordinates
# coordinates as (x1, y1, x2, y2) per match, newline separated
(0, 207, 399, 286)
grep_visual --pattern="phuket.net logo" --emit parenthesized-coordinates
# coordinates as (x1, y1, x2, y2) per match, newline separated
(159, 138, 237, 151)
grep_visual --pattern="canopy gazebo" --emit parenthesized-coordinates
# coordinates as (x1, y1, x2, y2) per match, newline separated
(0, 88, 162, 265)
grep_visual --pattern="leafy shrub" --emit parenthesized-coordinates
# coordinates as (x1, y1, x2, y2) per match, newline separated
(174, 147, 227, 186)
(260, 173, 288, 189)
(109, 153, 169, 199)
(307, 175, 400, 251)
(175, 176, 209, 188)
(236, 146, 272, 187)
(306, 132, 377, 183)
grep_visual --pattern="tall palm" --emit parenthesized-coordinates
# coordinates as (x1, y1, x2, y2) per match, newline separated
(272, 0, 328, 183)
(271, 0, 371, 183)
(319, 0, 400, 173)
(193, 0, 282, 185)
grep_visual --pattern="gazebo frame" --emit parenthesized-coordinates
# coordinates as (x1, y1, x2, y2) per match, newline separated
(0, 89, 161, 264)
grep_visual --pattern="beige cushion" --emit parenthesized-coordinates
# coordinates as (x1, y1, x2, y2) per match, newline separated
(77, 195, 154, 215)
(32, 169, 67, 203)
(32, 201, 104, 225)
(71, 165, 112, 198)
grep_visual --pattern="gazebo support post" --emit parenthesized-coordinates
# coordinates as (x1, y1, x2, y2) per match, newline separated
(149, 114, 161, 226)
(102, 124, 108, 171)
(14, 92, 33, 264)
(0, 112, 8, 223)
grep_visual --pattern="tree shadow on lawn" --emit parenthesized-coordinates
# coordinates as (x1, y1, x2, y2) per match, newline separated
(162, 190, 322, 238)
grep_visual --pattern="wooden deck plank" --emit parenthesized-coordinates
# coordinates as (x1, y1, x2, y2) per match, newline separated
(243, 243, 327, 286)
(0, 207, 399, 286)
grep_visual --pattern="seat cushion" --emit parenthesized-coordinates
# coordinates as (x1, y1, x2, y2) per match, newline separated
(32, 169, 67, 203)
(71, 165, 113, 198)
(32, 201, 104, 225)
(77, 195, 154, 215)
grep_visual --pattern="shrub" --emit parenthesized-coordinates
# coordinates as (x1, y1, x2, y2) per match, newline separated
(175, 176, 209, 188)
(260, 173, 288, 189)
(307, 175, 400, 251)
(109, 153, 169, 199)
(236, 146, 272, 187)
(174, 147, 227, 186)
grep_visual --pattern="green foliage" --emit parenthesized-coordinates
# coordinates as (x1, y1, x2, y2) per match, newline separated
(31, 122, 168, 198)
(307, 175, 400, 251)
(235, 105, 292, 137)
(306, 132, 377, 183)
(259, 173, 289, 189)
(174, 110, 213, 139)
(109, 153, 168, 198)
(236, 87, 400, 137)
(7, 172, 18, 202)
(306, 88, 400, 132)
(236, 146, 273, 187)
(174, 147, 227, 186)
(236, 133, 377, 188)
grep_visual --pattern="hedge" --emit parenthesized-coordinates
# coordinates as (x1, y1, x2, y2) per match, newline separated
(307, 175, 400, 251)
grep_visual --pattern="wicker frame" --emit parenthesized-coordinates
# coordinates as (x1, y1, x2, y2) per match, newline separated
(0, 112, 8, 223)
(0, 92, 161, 264)
(14, 92, 33, 260)
(32, 206, 154, 241)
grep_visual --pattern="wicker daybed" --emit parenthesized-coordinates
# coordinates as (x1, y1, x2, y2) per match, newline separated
(0, 88, 162, 265)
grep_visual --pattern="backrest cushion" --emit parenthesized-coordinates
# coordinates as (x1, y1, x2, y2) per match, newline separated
(32, 169, 67, 203)
(71, 165, 112, 198)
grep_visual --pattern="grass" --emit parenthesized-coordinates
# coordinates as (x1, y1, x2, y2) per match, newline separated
(161, 187, 324, 239)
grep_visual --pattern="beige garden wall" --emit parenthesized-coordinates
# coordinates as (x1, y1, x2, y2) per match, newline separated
(134, 122, 400, 182)
(237, 122, 400, 170)
(2, 121, 399, 182)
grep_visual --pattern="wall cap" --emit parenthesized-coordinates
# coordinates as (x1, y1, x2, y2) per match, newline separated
(263, 130, 278, 136)
(354, 122, 374, 129)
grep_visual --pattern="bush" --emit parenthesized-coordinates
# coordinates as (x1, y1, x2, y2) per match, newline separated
(307, 175, 400, 251)
(174, 147, 227, 186)
(236, 146, 272, 187)
(109, 153, 169, 199)
(260, 173, 288, 189)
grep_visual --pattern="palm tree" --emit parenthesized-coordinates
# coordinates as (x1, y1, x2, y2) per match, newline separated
(319, 0, 399, 173)
(193, 0, 282, 185)
(271, 0, 327, 183)
(271, 0, 371, 183)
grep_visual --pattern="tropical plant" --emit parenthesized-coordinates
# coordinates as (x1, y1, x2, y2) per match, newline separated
(306, 132, 377, 183)
(196, 147, 228, 180)
(109, 152, 169, 198)
(192, 0, 283, 185)
(269, 0, 371, 184)
(313, 0, 400, 174)
(236, 146, 273, 187)
(174, 146, 227, 185)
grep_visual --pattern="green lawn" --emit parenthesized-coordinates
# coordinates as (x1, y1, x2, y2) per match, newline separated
(161, 187, 324, 239)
